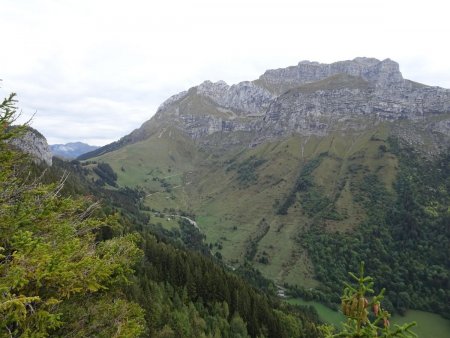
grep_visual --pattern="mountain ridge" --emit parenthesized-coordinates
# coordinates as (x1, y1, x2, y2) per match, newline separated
(79, 57, 450, 160)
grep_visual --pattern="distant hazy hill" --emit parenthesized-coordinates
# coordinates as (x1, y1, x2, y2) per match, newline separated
(51, 142, 99, 159)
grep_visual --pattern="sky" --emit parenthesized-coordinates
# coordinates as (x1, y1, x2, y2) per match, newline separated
(1, 0, 449, 146)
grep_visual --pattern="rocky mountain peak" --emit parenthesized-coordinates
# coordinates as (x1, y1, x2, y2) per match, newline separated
(83, 57, 450, 159)
(363, 58, 403, 87)
(197, 80, 231, 104)
(351, 57, 381, 66)
(157, 58, 406, 118)
(257, 57, 404, 94)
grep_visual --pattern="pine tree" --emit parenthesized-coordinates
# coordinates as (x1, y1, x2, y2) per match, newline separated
(321, 262, 417, 338)
(0, 93, 145, 337)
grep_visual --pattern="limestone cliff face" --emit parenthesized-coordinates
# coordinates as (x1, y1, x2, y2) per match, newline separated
(153, 57, 450, 142)
(150, 83, 266, 140)
(263, 74, 450, 137)
(84, 57, 450, 159)
(10, 128, 52, 166)
(196, 80, 275, 115)
(256, 58, 405, 95)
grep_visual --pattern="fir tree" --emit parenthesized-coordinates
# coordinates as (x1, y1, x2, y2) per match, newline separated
(0, 93, 145, 337)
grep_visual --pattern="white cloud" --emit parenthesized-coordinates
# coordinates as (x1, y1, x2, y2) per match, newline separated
(1, 0, 449, 145)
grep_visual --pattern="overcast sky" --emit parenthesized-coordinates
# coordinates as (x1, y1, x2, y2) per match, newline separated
(1, 0, 449, 145)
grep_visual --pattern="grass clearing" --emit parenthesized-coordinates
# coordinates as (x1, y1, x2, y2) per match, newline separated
(391, 310, 450, 338)
(286, 298, 344, 327)
(287, 298, 450, 338)
(92, 124, 410, 290)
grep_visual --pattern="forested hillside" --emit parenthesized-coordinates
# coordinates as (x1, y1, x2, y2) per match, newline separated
(301, 140, 450, 318)
(1, 94, 324, 336)
(90, 118, 450, 321)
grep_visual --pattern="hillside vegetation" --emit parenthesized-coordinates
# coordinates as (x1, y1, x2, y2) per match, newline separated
(91, 117, 449, 320)
(1, 93, 325, 337)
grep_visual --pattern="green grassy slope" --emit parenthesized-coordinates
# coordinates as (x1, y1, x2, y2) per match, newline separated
(92, 121, 402, 289)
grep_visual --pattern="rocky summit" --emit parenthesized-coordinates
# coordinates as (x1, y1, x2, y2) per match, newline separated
(81, 57, 450, 159)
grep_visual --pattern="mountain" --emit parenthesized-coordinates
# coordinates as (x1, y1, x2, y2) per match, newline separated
(10, 126, 53, 165)
(51, 142, 99, 159)
(80, 57, 450, 320)
(80, 57, 450, 160)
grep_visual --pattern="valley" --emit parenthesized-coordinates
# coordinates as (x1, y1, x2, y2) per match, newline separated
(79, 57, 450, 336)
(89, 114, 450, 316)
(91, 121, 402, 285)
(4, 0, 450, 334)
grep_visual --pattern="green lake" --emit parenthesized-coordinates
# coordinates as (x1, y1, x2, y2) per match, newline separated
(287, 298, 450, 338)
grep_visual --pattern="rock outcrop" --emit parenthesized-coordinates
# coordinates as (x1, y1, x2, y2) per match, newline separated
(10, 127, 52, 166)
(256, 57, 405, 94)
(262, 73, 450, 137)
